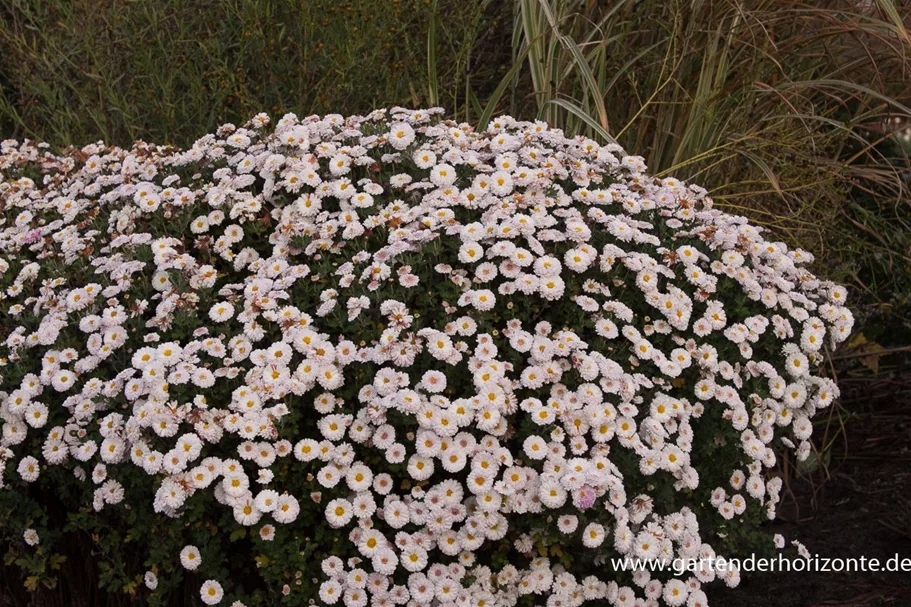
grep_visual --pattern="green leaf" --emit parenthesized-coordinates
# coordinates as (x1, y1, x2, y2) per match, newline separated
(546, 98, 616, 144)
(477, 29, 544, 132)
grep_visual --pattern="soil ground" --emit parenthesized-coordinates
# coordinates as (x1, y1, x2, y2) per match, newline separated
(712, 370, 911, 607)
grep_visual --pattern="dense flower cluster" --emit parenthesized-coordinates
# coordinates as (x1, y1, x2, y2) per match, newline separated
(0, 108, 849, 606)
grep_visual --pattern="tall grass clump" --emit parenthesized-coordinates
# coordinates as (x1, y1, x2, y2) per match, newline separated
(485, 0, 910, 351)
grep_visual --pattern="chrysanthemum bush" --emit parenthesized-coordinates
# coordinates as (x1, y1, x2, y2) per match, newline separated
(0, 108, 851, 606)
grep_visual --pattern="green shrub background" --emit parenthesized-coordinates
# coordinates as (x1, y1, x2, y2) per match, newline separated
(0, 0, 511, 146)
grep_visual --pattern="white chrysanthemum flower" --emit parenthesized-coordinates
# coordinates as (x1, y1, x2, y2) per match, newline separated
(180, 545, 202, 570)
(23, 529, 39, 546)
(200, 580, 224, 605)
(17, 456, 39, 482)
(325, 498, 354, 528)
(388, 123, 416, 150)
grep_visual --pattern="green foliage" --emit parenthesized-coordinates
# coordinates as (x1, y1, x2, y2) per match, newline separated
(0, 0, 509, 147)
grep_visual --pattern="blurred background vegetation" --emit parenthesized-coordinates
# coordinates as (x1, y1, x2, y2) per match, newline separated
(1, 0, 910, 509)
